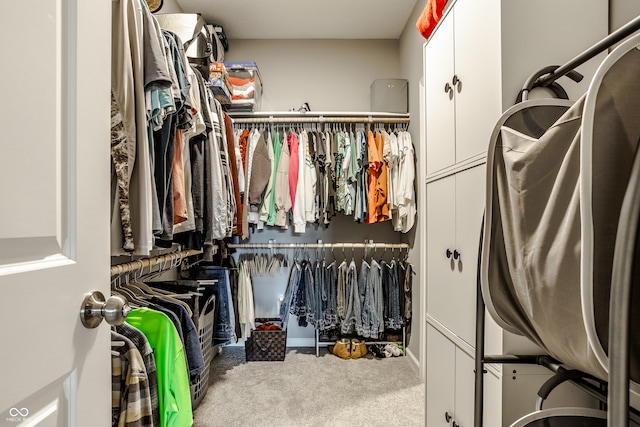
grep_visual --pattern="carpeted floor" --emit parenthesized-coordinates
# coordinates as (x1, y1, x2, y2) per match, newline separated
(193, 346, 425, 427)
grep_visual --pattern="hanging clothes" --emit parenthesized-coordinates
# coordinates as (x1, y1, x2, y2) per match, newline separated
(247, 130, 271, 224)
(111, 331, 154, 427)
(114, 323, 160, 427)
(230, 123, 415, 234)
(271, 249, 413, 344)
(393, 130, 417, 233)
(259, 130, 277, 224)
(341, 260, 361, 334)
(274, 131, 292, 228)
(111, 0, 171, 256)
(125, 308, 194, 427)
(238, 260, 256, 340)
(110, 91, 135, 252)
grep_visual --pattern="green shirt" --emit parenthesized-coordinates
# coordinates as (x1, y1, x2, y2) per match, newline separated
(267, 131, 283, 226)
(126, 307, 193, 427)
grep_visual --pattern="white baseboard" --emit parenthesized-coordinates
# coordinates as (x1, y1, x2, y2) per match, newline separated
(406, 347, 421, 377)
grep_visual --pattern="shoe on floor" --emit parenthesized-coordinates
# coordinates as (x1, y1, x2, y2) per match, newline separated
(350, 338, 368, 359)
(329, 338, 351, 359)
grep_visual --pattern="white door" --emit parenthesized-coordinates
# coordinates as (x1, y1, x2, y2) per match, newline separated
(0, 1, 111, 426)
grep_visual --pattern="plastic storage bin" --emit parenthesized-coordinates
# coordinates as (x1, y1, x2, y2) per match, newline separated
(224, 61, 263, 111)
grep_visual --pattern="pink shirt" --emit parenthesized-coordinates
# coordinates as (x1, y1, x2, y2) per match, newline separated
(288, 131, 299, 210)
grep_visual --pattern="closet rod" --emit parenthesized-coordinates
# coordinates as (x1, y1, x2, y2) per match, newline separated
(537, 14, 640, 87)
(110, 249, 203, 276)
(227, 242, 410, 249)
(228, 111, 410, 124)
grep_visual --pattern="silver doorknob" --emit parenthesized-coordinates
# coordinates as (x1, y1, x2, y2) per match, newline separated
(80, 291, 131, 329)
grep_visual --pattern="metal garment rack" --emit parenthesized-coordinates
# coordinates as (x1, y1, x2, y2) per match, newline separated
(535, 14, 640, 88)
(227, 242, 410, 250)
(474, 16, 640, 426)
(313, 327, 407, 358)
(229, 241, 410, 357)
(227, 111, 411, 125)
(110, 249, 203, 277)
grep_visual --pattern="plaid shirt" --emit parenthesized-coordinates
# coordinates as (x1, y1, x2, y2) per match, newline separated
(114, 324, 160, 427)
(111, 331, 155, 427)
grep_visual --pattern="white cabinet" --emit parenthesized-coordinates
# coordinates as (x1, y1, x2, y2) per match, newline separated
(424, 0, 608, 176)
(425, 0, 501, 175)
(424, 0, 608, 425)
(427, 164, 485, 346)
(426, 325, 455, 427)
(427, 325, 500, 427)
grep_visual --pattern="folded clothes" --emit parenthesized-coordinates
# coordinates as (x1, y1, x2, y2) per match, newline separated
(231, 86, 255, 98)
(231, 98, 257, 105)
(255, 322, 282, 331)
(231, 81, 255, 92)
(229, 76, 255, 86)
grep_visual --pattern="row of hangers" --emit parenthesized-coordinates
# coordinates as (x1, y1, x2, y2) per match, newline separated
(110, 249, 207, 353)
(234, 121, 409, 133)
(234, 244, 410, 277)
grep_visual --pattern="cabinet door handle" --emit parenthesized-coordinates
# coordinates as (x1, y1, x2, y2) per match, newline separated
(444, 82, 452, 94)
(452, 74, 461, 91)
(446, 249, 452, 259)
(444, 412, 452, 422)
(453, 250, 460, 260)
(453, 422, 460, 427)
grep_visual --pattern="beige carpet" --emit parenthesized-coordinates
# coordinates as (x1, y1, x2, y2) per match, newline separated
(193, 346, 425, 427)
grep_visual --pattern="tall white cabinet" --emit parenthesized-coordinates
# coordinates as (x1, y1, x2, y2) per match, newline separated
(423, 0, 608, 425)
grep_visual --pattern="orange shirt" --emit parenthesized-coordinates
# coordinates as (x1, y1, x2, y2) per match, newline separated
(374, 131, 390, 223)
(367, 131, 381, 224)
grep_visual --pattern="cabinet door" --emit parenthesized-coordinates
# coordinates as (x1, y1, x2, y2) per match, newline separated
(453, 0, 502, 164)
(427, 175, 456, 333)
(482, 370, 502, 427)
(454, 348, 476, 427)
(427, 165, 486, 342)
(453, 164, 487, 345)
(425, 14, 455, 175)
(427, 325, 456, 427)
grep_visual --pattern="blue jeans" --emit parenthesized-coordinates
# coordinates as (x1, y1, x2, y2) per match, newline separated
(324, 261, 339, 329)
(194, 266, 237, 346)
(280, 261, 301, 328)
(340, 260, 361, 335)
(314, 261, 326, 331)
(369, 260, 384, 339)
(383, 260, 403, 330)
(359, 260, 372, 337)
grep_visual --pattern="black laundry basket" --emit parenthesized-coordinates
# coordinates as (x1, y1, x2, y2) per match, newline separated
(245, 318, 287, 362)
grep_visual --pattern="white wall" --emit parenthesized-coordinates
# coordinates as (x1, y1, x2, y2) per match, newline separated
(399, 0, 428, 379)
(611, 0, 640, 30)
(225, 39, 401, 112)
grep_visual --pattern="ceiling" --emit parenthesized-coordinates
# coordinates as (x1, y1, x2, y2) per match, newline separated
(174, 0, 420, 40)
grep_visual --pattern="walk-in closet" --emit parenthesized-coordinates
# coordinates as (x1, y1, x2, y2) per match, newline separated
(3, 0, 640, 426)
(107, 0, 423, 425)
